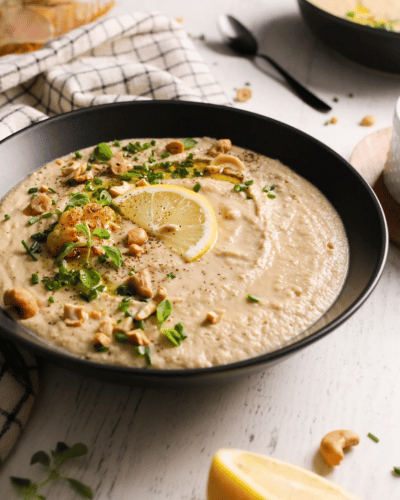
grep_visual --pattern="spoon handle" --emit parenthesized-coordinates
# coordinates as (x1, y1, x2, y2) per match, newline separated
(257, 53, 331, 113)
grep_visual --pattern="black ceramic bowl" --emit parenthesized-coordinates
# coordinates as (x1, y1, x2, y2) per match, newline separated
(0, 101, 388, 386)
(298, 0, 400, 73)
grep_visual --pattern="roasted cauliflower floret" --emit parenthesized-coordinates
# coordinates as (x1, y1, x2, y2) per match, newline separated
(47, 203, 116, 256)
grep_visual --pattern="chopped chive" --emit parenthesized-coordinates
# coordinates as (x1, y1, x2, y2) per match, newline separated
(21, 240, 38, 261)
(244, 180, 254, 186)
(246, 195, 253, 200)
(94, 343, 109, 352)
(51, 199, 56, 205)
(135, 319, 146, 330)
(4, 214, 10, 220)
(28, 187, 38, 194)
(114, 332, 128, 343)
(368, 433, 379, 443)
(48, 187, 57, 194)
(151, 139, 156, 146)
(114, 139, 121, 147)
(267, 193, 276, 199)
(31, 273, 39, 285)
(41, 212, 53, 219)
(247, 293, 260, 303)
(160, 152, 170, 159)
(393, 467, 400, 476)
(167, 272, 176, 279)
(129, 267, 136, 275)
(48, 296, 55, 303)
(193, 182, 201, 193)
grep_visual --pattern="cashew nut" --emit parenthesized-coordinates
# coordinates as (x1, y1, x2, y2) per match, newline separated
(127, 227, 148, 246)
(127, 268, 153, 298)
(109, 152, 129, 176)
(208, 139, 232, 157)
(320, 430, 360, 466)
(30, 193, 52, 215)
(126, 329, 150, 346)
(3, 287, 38, 319)
(210, 154, 245, 173)
(166, 141, 184, 155)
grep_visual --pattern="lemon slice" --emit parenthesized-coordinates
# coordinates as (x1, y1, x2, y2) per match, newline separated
(208, 449, 361, 500)
(113, 184, 218, 262)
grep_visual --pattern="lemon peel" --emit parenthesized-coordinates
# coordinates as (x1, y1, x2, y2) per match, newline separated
(113, 184, 218, 262)
(207, 449, 361, 500)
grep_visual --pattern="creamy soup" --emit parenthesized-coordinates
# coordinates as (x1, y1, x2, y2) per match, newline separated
(307, 0, 400, 31)
(0, 137, 349, 369)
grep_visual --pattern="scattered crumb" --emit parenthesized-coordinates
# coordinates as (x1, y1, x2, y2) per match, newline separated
(360, 114, 376, 127)
(175, 17, 184, 23)
(235, 88, 252, 102)
(324, 117, 338, 125)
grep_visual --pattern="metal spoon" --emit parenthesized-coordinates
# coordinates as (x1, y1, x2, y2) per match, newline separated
(218, 15, 331, 113)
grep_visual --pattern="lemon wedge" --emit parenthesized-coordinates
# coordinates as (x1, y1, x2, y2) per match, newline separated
(113, 184, 217, 262)
(207, 449, 361, 500)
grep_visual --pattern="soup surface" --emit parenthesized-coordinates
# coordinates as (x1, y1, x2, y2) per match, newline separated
(0, 137, 349, 369)
(307, 0, 400, 31)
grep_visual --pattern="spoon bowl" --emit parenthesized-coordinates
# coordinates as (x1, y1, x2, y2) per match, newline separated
(217, 14, 331, 112)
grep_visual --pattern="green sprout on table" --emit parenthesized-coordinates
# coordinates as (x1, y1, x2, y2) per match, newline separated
(10, 442, 93, 499)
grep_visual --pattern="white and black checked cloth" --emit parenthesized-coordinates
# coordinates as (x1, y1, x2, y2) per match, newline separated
(0, 11, 230, 463)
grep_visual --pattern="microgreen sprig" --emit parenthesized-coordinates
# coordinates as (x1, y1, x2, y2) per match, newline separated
(10, 442, 93, 499)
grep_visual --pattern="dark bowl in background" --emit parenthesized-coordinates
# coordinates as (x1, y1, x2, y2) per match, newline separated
(297, 0, 400, 73)
(0, 101, 388, 386)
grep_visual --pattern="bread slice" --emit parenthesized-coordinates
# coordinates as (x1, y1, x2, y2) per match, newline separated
(0, 1, 116, 56)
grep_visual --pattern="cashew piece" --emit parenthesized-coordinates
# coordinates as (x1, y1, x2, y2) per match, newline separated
(109, 152, 129, 176)
(30, 193, 52, 215)
(127, 227, 148, 246)
(320, 430, 360, 466)
(166, 141, 184, 155)
(208, 139, 232, 157)
(210, 154, 245, 173)
(3, 287, 38, 319)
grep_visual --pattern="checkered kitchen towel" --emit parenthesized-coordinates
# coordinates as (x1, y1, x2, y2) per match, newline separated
(0, 10, 230, 463)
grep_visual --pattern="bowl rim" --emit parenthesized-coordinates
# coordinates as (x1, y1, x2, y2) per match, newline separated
(0, 100, 389, 380)
(299, 0, 400, 39)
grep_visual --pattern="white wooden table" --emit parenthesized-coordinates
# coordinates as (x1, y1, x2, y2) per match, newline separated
(1, 1, 400, 499)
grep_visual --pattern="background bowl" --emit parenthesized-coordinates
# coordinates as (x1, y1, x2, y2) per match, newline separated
(297, 0, 400, 73)
(0, 101, 388, 386)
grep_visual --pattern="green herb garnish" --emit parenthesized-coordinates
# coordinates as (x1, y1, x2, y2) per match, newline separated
(75, 151, 83, 159)
(163, 322, 187, 346)
(93, 142, 114, 162)
(193, 182, 201, 193)
(92, 228, 111, 239)
(10, 442, 93, 499)
(156, 299, 173, 326)
(247, 294, 260, 303)
(114, 332, 128, 343)
(393, 467, 400, 476)
(167, 272, 176, 279)
(367, 433, 379, 443)
(48, 296, 55, 303)
(181, 138, 198, 150)
(118, 297, 131, 312)
(4, 214, 10, 220)
(101, 245, 123, 268)
(28, 216, 40, 225)
(31, 273, 39, 285)
(134, 345, 152, 366)
(21, 240, 38, 261)
(28, 187, 38, 194)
